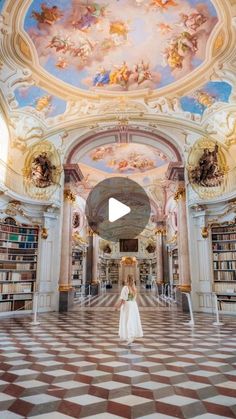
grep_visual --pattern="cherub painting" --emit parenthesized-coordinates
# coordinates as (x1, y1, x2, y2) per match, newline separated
(150, 0, 178, 10)
(85, 143, 167, 174)
(32, 4, 63, 25)
(25, 0, 218, 92)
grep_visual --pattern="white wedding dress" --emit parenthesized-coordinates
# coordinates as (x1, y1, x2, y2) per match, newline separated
(119, 285, 143, 341)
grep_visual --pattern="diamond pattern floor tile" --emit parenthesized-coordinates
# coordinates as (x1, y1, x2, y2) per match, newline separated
(0, 293, 236, 418)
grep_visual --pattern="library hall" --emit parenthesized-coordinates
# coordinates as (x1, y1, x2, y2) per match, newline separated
(0, 0, 236, 418)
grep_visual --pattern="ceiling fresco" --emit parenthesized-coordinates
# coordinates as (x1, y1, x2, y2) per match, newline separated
(0, 0, 5, 12)
(80, 143, 169, 174)
(14, 85, 67, 117)
(180, 81, 232, 115)
(0, 0, 5, 13)
(23, 0, 218, 92)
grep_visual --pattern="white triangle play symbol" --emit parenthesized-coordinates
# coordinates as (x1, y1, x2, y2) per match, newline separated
(108, 198, 131, 223)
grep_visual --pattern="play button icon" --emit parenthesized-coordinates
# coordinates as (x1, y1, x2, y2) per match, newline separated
(109, 198, 131, 222)
(85, 177, 151, 242)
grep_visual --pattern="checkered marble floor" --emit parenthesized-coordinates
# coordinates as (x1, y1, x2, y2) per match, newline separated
(74, 287, 174, 311)
(0, 294, 236, 418)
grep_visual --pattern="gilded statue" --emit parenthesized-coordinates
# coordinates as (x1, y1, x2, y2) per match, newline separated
(31, 152, 56, 188)
(190, 144, 224, 187)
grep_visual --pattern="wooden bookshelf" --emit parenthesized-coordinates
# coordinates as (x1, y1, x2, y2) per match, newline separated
(139, 260, 149, 283)
(212, 223, 236, 312)
(108, 260, 119, 284)
(99, 258, 107, 283)
(71, 248, 84, 288)
(172, 248, 179, 284)
(0, 217, 38, 313)
(151, 259, 157, 278)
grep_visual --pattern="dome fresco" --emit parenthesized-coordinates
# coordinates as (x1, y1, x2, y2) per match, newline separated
(23, 0, 218, 92)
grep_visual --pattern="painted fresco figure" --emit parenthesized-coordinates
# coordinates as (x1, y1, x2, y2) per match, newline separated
(32, 4, 63, 25)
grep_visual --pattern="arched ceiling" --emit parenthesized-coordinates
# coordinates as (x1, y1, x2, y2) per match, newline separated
(22, 0, 219, 94)
(0, 0, 233, 102)
(0, 0, 235, 210)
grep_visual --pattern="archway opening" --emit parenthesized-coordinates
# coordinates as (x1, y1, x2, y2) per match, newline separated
(64, 128, 184, 303)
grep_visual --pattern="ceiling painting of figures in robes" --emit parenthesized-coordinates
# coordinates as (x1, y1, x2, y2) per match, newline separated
(14, 85, 67, 117)
(80, 143, 169, 174)
(23, 0, 219, 92)
(180, 81, 232, 115)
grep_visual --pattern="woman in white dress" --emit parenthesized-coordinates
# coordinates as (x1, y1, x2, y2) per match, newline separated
(115, 275, 143, 345)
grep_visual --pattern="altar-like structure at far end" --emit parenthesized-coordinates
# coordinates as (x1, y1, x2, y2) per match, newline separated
(119, 257, 139, 285)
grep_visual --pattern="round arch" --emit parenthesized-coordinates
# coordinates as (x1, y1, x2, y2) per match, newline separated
(65, 127, 183, 165)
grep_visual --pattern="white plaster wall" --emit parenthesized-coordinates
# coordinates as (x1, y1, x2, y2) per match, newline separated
(37, 211, 61, 312)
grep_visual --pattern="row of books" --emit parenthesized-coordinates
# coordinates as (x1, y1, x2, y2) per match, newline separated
(0, 253, 37, 261)
(0, 271, 36, 281)
(213, 261, 236, 270)
(0, 302, 12, 312)
(213, 252, 236, 261)
(212, 234, 236, 241)
(0, 233, 38, 241)
(72, 275, 83, 280)
(0, 242, 38, 249)
(212, 227, 236, 234)
(214, 271, 235, 281)
(0, 294, 33, 300)
(0, 226, 38, 234)
(0, 282, 33, 293)
(0, 263, 36, 270)
(212, 243, 236, 251)
(214, 282, 236, 292)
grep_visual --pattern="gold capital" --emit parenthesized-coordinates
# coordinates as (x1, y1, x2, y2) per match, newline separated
(59, 284, 74, 292)
(201, 226, 209, 239)
(64, 189, 76, 203)
(177, 284, 191, 293)
(41, 227, 48, 239)
(174, 187, 186, 202)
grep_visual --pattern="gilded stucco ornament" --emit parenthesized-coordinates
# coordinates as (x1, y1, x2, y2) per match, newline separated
(64, 189, 76, 203)
(23, 141, 62, 199)
(225, 114, 236, 147)
(99, 241, 112, 254)
(146, 239, 156, 254)
(201, 226, 209, 239)
(187, 138, 228, 199)
(41, 227, 48, 239)
(166, 233, 177, 245)
(72, 232, 88, 247)
(174, 187, 186, 202)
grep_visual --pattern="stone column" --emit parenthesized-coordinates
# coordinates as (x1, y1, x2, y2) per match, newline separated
(86, 228, 93, 287)
(59, 187, 76, 312)
(174, 186, 191, 292)
(92, 234, 99, 283)
(156, 229, 164, 284)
